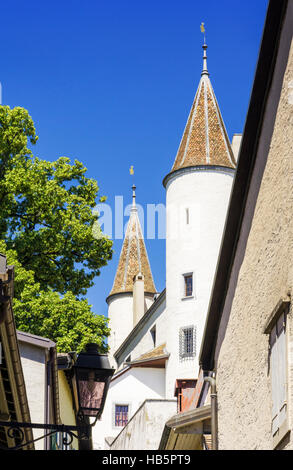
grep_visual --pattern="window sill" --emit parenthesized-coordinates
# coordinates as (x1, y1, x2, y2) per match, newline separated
(179, 355, 196, 361)
(181, 295, 194, 301)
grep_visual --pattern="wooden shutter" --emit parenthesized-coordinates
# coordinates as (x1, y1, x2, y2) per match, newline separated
(270, 312, 287, 435)
(277, 313, 287, 428)
(270, 324, 279, 434)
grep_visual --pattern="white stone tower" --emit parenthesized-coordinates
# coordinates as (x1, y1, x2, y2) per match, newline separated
(163, 42, 236, 395)
(107, 185, 157, 368)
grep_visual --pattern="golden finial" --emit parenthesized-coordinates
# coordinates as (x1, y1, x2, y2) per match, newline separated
(200, 22, 206, 45)
(129, 165, 134, 175)
(200, 22, 209, 76)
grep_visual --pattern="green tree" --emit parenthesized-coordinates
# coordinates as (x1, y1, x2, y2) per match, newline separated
(0, 105, 113, 352)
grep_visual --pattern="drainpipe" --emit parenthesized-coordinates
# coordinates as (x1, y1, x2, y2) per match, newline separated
(204, 375, 218, 450)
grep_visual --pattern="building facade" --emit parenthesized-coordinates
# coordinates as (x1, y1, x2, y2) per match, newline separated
(199, 0, 293, 450)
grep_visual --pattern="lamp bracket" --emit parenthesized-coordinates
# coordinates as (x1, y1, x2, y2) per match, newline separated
(0, 420, 91, 450)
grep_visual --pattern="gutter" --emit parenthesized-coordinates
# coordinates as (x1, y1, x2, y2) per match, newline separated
(203, 376, 218, 450)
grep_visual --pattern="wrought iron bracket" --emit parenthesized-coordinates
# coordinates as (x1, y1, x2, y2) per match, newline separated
(0, 420, 91, 450)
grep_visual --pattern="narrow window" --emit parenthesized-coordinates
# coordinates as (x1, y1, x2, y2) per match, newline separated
(179, 326, 196, 359)
(184, 274, 193, 297)
(186, 208, 190, 225)
(115, 405, 129, 427)
(150, 325, 156, 347)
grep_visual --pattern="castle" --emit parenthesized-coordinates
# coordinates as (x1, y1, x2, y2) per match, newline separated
(92, 39, 240, 450)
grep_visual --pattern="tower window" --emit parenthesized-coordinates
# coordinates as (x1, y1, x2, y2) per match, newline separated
(150, 325, 156, 347)
(115, 405, 129, 427)
(186, 208, 190, 225)
(184, 274, 193, 297)
(179, 326, 196, 359)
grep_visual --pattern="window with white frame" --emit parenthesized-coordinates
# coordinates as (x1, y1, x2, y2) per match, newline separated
(114, 404, 129, 427)
(265, 299, 289, 444)
(179, 326, 196, 359)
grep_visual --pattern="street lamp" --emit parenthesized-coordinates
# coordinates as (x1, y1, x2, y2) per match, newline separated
(72, 343, 114, 422)
(0, 343, 115, 450)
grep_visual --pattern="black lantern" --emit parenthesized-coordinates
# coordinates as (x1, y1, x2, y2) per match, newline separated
(72, 343, 114, 422)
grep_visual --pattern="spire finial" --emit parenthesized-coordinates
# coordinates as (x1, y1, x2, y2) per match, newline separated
(132, 184, 136, 209)
(200, 22, 209, 76)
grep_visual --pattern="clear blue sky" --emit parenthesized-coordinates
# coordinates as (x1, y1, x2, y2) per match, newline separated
(1, 0, 268, 317)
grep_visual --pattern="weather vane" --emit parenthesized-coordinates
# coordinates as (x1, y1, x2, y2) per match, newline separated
(200, 22, 206, 45)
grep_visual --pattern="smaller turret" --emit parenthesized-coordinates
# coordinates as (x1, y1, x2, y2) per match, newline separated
(107, 186, 156, 367)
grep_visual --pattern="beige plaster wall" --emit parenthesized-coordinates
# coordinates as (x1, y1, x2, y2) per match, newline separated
(58, 371, 78, 450)
(214, 6, 293, 450)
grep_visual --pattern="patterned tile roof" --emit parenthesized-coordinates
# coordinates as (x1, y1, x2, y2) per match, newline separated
(108, 187, 156, 298)
(169, 45, 236, 175)
(132, 343, 168, 362)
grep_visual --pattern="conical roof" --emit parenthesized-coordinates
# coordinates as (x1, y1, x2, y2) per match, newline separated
(108, 186, 156, 299)
(166, 44, 236, 182)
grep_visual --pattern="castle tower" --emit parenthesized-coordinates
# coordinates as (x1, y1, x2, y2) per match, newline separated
(163, 41, 236, 395)
(107, 185, 157, 367)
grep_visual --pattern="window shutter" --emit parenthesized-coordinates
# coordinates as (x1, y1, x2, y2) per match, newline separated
(277, 313, 287, 429)
(270, 325, 279, 435)
(270, 312, 287, 435)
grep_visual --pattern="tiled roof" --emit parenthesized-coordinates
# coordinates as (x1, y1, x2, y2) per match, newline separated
(132, 343, 168, 362)
(108, 187, 156, 298)
(169, 45, 236, 176)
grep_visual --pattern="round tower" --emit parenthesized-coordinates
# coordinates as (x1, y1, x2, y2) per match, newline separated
(107, 186, 157, 368)
(163, 42, 236, 395)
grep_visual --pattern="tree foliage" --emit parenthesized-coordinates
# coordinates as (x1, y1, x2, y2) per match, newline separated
(0, 105, 113, 352)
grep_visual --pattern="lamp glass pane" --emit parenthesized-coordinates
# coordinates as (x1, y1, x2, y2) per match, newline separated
(77, 369, 107, 416)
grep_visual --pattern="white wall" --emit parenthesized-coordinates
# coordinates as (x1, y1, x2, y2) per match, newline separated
(18, 342, 47, 450)
(115, 295, 167, 368)
(110, 399, 177, 450)
(165, 168, 234, 395)
(108, 293, 155, 368)
(107, 294, 134, 368)
(92, 367, 166, 449)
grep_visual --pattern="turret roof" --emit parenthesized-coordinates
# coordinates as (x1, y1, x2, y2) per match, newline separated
(108, 186, 156, 298)
(167, 44, 236, 179)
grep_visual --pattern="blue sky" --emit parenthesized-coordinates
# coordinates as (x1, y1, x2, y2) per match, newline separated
(1, 0, 268, 317)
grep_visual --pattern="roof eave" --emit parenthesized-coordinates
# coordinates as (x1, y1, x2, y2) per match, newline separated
(199, 0, 289, 372)
(163, 165, 235, 188)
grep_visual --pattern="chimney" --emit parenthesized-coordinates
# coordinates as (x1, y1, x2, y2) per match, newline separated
(231, 134, 242, 162)
(133, 272, 145, 326)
